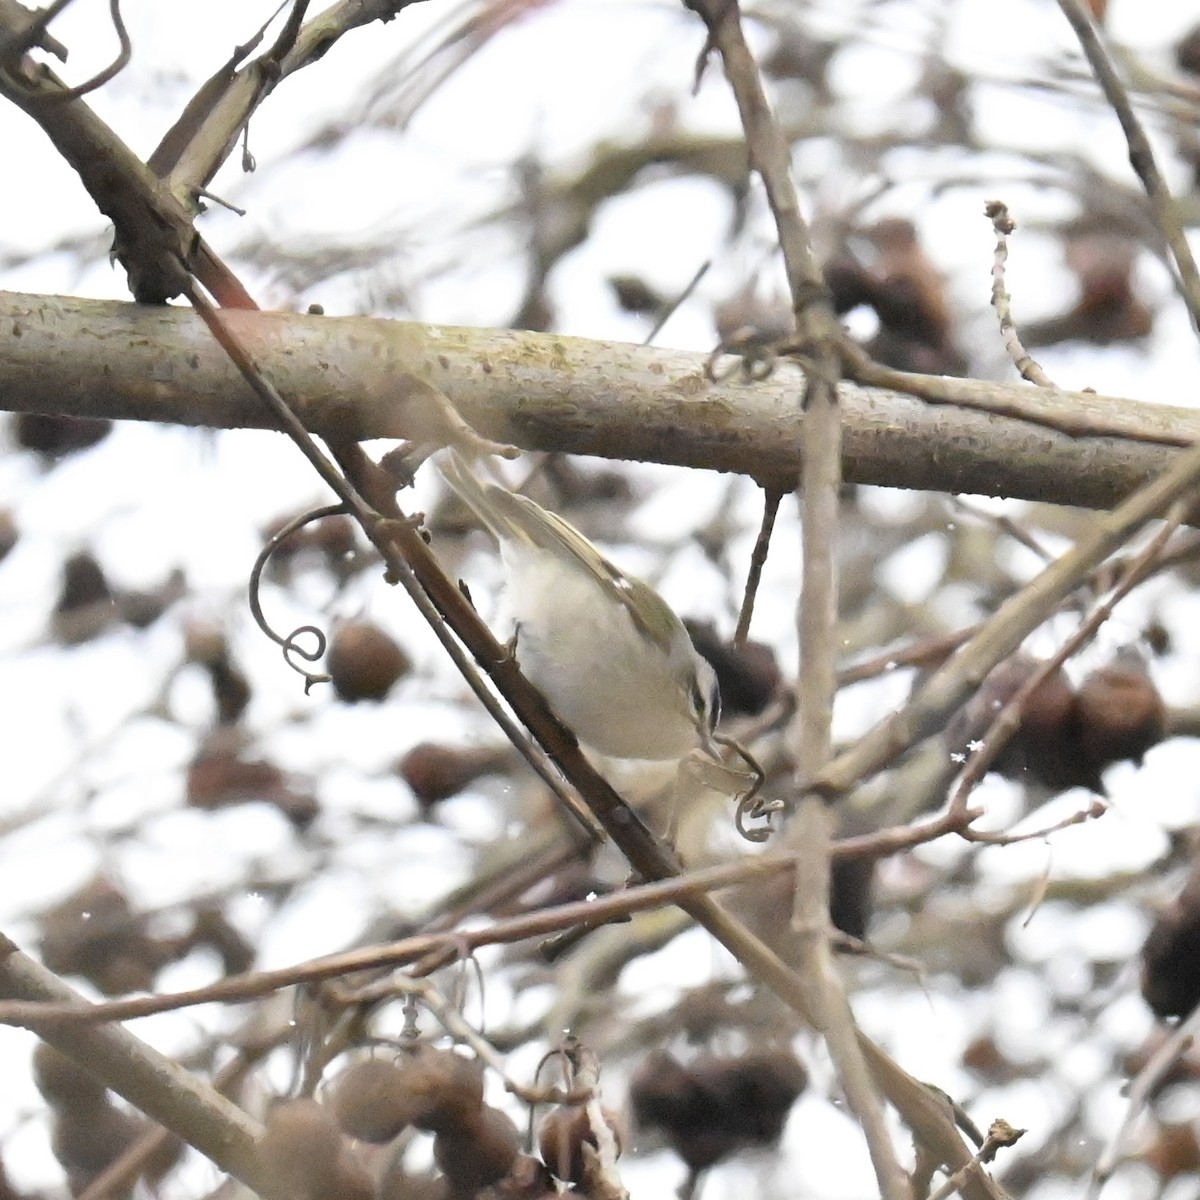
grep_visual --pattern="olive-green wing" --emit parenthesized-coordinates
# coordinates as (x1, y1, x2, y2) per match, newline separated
(437, 449, 679, 655)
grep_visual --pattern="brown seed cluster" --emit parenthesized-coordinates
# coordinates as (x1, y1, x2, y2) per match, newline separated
(954, 655, 1166, 794)
(14, 413, 112, 460)
(39, 876, 253, 995)
(1142, 857, 1200, 1021)
(33, 1043, 180, 1197)
(39, 877, 176, 997)
(396, 743, 516, 811)
(187, 729, 318, 828)
(537, 1102, 624, 1193)
(314, 1048, 575, 1199)
(629, 1048, 807, 1173)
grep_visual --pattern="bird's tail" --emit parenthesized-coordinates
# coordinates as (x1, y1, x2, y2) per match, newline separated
(433, 447, 510, 544)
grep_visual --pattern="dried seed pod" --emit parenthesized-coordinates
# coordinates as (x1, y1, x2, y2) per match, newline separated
(1076, 661, 1165, 771)
(182, 907, 255, 976)
(397, 743, 515, 809)
(206, 658, 252, 725)
(15, 412, 111, 460)
(328, 621, 412, 702)
(1178, 23, 1200, 76)
(51, 1101, 142, 1189)
(433, 1105, 520, 1193)
(1010, 666, 1092, 792)
(851, 218, 966, 375)
(258, 1099, 344, 1200)
(632, 1048, 806, 1172)
(327, 1058, 413, 1143)
(960, 1035, 1019, 1084)
(608, 275, 665, 315)
(40, 877, 173, 996)
(954, 657, 1100, 792)
(184, 620, 251, 724)
(689, 1049, 808, 1143)
(33, 1043, 107, 1110)
(187, 731, 318, 828)
(630, 1051, 738, 1171)
(116, 568, 187, 630)
(947, 656, 1047, 766)
(52, 551, 116, 644)
(684, 620, 782, 718)
(404, 1047, 486, 1133)
(1142, 860, 1200, 1020)
(55, 552, 111, 611)
(628, 1051, 697, 1131)
(537, 1103, 623, 1185)
(184, 620, 230, 666)
(829, 855, 875, 942)
(1143, 1123, 1200, 1179)
(376, 1164, 450, 1200)
(1023, 229, 1153, 347)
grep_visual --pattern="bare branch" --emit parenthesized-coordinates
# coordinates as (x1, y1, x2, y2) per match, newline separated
(0, 934, 283, 1200)
(3, 292, 1198, 515)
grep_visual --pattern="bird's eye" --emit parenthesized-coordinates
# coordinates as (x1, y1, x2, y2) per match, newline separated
(689, 675, 720, 730)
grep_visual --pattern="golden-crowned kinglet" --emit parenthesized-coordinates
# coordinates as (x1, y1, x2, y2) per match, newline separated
(436, 449, 720, 761)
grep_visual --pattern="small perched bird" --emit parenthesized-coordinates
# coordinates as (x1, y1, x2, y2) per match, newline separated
(435, 448, 720, 762)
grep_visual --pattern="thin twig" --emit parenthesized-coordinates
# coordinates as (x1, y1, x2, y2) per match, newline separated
(836, 529, 1200, 689)
(683, 3, 905, 1197)
(1055, 0, 1200, 335)
(0, 0, 72, 62)
(1092, 1004, 1200, 1193)
(0, 937, 282, 1200)
(733, 486, 783, 647)
(0, 0, 128, 102)
(642, 259, 711, 346)
(949, 505, 1184, 827)
(0, 819, 997, 1028)
(814, 435, 1200, 800)
(927, 1121, 1025, 1200)
(984, 200, 1057, 388)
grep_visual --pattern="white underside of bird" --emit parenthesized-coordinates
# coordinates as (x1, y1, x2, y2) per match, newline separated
(435, 448, 718, 762)
(501, 538, 705, 759)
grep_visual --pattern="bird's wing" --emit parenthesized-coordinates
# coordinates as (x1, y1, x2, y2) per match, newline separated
(435, 449, 679, 654)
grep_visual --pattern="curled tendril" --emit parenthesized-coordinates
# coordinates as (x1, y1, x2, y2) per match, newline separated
(734, 791, 786, 843)
(280, 625, 329, 694)
(248, 503, 347, 692)
(728, 742, 781, 843)
(708, 730, 779, 842)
